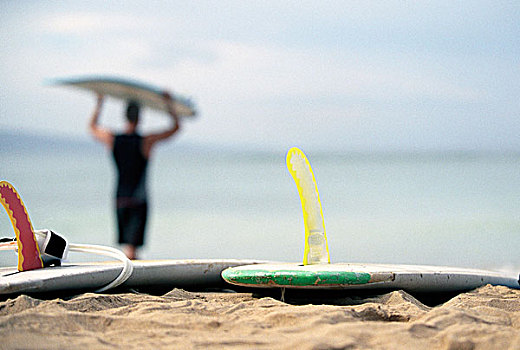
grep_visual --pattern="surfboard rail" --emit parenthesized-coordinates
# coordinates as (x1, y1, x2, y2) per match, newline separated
(221, 263, 520, 293)
(0, 259, 273, 296)
(49, 75, 197, 116)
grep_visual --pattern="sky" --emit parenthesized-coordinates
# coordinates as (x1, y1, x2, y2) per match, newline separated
(1, 1, 519, 152)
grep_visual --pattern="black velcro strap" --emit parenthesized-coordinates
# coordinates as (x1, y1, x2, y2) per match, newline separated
(44, 231, 67, 259)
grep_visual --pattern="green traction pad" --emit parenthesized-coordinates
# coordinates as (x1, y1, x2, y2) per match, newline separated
(222, 269, 372, 287)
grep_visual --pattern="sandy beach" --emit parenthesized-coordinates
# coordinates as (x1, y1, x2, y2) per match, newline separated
(0, 285, 519, 349)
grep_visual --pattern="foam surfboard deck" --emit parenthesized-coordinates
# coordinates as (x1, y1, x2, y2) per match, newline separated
(221, 263, 520, 293)
(50, 75, 197, 116)
(0, 259, 269, 296)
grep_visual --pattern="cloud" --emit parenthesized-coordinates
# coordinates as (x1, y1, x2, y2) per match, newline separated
(162, 41, 484, 105)
(1, 2, 517, 151)
(40, 12, 153, 35)
(10, 6, 489, 108)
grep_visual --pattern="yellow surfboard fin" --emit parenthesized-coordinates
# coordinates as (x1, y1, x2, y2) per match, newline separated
(286, 147, 330, 265)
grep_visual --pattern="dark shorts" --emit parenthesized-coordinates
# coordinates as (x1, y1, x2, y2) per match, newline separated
(116, 202, 148, 247)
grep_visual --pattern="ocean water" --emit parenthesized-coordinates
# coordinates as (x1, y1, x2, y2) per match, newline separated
(1, 134, 520, 271)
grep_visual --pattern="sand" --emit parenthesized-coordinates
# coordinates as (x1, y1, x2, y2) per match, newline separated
(1, 285, 519, 349)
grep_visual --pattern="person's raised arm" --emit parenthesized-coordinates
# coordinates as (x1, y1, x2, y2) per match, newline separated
(88, 94, 114, 148)
(142, 91, 181, 158)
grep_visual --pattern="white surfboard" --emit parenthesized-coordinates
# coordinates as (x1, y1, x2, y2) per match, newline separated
(0, 259, 269, 296)
(50, 75, 197, 116)
(222, 148, 520, 294)
(221, 262, 520, 293)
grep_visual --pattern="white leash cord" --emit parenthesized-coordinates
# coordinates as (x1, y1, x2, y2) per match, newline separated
(0, 241, 134, 292)
(68, 243, 134, 292)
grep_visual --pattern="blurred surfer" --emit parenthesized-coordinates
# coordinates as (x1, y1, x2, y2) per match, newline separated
(89, 93, 181, 259)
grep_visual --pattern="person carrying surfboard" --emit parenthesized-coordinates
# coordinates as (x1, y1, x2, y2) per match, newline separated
(88, 92, 181, 259)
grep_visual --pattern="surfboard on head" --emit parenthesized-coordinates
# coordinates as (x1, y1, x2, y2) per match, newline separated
(49, 75, 197, 117)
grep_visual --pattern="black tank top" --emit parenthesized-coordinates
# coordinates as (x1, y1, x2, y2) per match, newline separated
(113, 134, 148, 203)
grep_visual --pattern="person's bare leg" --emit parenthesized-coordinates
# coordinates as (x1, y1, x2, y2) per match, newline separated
(122, 245, 137, 260)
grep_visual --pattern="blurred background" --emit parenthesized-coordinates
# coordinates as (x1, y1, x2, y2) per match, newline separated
(1, 1, 519, 270)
